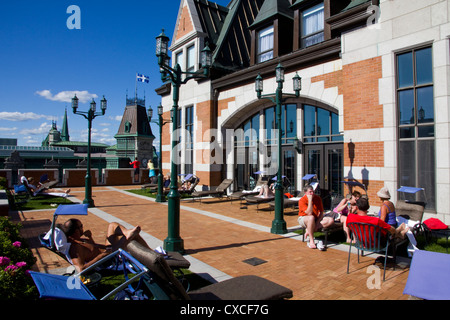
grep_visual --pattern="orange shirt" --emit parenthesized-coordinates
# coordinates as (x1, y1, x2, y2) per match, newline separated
(298, 194, 323, 217)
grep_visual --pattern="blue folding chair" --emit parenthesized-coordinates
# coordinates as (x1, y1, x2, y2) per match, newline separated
(30, 249, 149, 300)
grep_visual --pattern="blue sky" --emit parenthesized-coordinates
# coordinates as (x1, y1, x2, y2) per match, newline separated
(0, 0, 230, 147)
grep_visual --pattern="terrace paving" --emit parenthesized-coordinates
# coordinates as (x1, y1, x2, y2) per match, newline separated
(13, 185, 411, 300)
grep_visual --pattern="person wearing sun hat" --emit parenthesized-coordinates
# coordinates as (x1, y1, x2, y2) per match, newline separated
(377, 186, 397, 227)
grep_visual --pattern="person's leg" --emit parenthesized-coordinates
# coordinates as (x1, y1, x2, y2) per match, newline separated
(105, 222, 149, 250)
(302, 216, 317, 248)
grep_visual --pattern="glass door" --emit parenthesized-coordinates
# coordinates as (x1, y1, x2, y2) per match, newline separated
(282, 147, 296, 194)
(325, 145, 343, 196)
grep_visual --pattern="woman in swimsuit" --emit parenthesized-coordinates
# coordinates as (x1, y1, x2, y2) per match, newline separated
(377, 187, 397, 227)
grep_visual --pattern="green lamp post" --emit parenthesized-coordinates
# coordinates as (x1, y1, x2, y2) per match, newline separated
(255, 63, 301, 234)
(147, 104, 170, 203)
(156, 29, 212, 253)
(71, 94, 107, 207)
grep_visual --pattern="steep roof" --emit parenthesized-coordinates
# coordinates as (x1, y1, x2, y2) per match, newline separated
(212, 0, 265, 71)
(115, 104, 154, 138)
(250, 0, 294, 29)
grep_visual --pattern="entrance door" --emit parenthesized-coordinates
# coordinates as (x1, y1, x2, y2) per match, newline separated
(235, 147, 259, 190)
(304, 144, 343, 207)
(282, 147, 296, 194)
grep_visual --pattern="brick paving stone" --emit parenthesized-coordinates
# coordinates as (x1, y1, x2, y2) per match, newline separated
(11, 186, 412, 300)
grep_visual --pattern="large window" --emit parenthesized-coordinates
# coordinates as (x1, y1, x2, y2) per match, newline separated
(187, 45, 195, 73)
(303, 105, 342, 143)
(301, 3, 324, 48)
(257, 26, 274, 63)
(185, 106, 194, 174)
(397, 47, 435, 210)
(264, 104, 297, 144)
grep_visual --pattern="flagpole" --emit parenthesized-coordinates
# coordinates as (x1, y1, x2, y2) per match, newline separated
(135, 72, 138, 104)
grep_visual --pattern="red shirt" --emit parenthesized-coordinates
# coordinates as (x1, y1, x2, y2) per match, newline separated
(130, 160, 140, 168)
(346, 213, 392, 246)
(298, 194, 323, 217)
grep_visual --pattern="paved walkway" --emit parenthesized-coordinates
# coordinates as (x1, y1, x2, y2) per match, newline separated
(14, 186, 412, 300)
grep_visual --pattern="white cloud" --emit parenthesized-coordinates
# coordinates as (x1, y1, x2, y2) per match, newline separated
(35, 90, 98, 103)
(0, 112, 54, 122)
(20, 122, 52, 135)
(0, 127, 18, 131)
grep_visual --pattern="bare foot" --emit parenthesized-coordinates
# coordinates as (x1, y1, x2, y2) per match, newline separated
(65, 189, 71, 194)
(307, 241, 317, 249)
(124, 226, 141, 240)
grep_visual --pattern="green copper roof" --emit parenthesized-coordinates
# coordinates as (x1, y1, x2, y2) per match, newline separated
(250, 0, 294, 28)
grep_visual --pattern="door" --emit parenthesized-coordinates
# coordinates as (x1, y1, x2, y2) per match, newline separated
(235, 146, 259, 190)
(304, 144, 343, 207)
(282, 147, 296, 194)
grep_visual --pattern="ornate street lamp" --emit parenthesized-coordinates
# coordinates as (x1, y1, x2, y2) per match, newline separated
(156, 29, 212, 253)
(72, 94, 107, 207)
(255, 63, 301, 234)
(148, 104, 171, 203)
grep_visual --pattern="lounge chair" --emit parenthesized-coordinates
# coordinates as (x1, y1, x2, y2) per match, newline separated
(126, 240, 293, 300)
(229, 176, 266, 202)
(191, 178, 233, 202)
(403, 250, 450, 300)
(30, 248, 150, 300)
(243, 195, 275, 211)
(39, 204, 191, 272)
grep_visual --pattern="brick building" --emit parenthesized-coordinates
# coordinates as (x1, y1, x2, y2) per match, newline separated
(157, 0, 450, 222)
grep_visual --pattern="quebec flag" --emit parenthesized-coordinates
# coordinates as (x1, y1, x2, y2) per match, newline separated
(137, 73, 149, 83)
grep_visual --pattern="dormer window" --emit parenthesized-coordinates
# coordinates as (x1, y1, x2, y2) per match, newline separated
(301, 3, 324, 48)
(257, 26, 274, 63)
(187, 45, 195, 72)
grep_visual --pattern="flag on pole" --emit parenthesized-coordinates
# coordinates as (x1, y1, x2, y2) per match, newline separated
(137, 73, 149, 83)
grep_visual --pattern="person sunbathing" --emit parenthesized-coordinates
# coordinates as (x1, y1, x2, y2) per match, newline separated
(26, 176, 71, 197)
(61, 219, 149, 273)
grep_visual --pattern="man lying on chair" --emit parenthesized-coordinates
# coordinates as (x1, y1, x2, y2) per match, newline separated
(60, 219, 150, 273)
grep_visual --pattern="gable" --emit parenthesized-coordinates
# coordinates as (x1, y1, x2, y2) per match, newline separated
(174, 1, 195, 41)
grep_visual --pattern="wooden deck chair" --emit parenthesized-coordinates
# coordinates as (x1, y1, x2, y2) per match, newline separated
(191, 179, 233, 202)
(126, 241, 293, 300)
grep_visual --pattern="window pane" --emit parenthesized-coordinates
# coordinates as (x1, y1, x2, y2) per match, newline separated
(286, 104, 297, 139)
(304, 105, 316, 137)
(175, 51, 184, 69)
(415, 47, 433, 85)
(399, 141, 416, 187)
(399, 127, 415, 139)
(397, 52, 413, 88)
(398, 89, 414, 125)
(418, 125, 434, 138)
(317, 108, 330, 137)
(244, 120, 251, 146)
(258, 26, 274, 63)
(251, 113, 260, 142)
(331, 112, 339, 135)
(302, 3, 324, 47)
(417, 140, 435, 210)
(265, 107, 274, 143)
(416, 86, 434, 123)
(187, 46, 195, 72)
(302, 3, 324, 36)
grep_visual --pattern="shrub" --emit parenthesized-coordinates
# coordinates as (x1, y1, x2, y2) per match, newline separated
(0, 217, 38, 300)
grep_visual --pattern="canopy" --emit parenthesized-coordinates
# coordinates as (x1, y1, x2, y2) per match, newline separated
(54, 203, 88, 216)
(397, 186, 424, 194)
